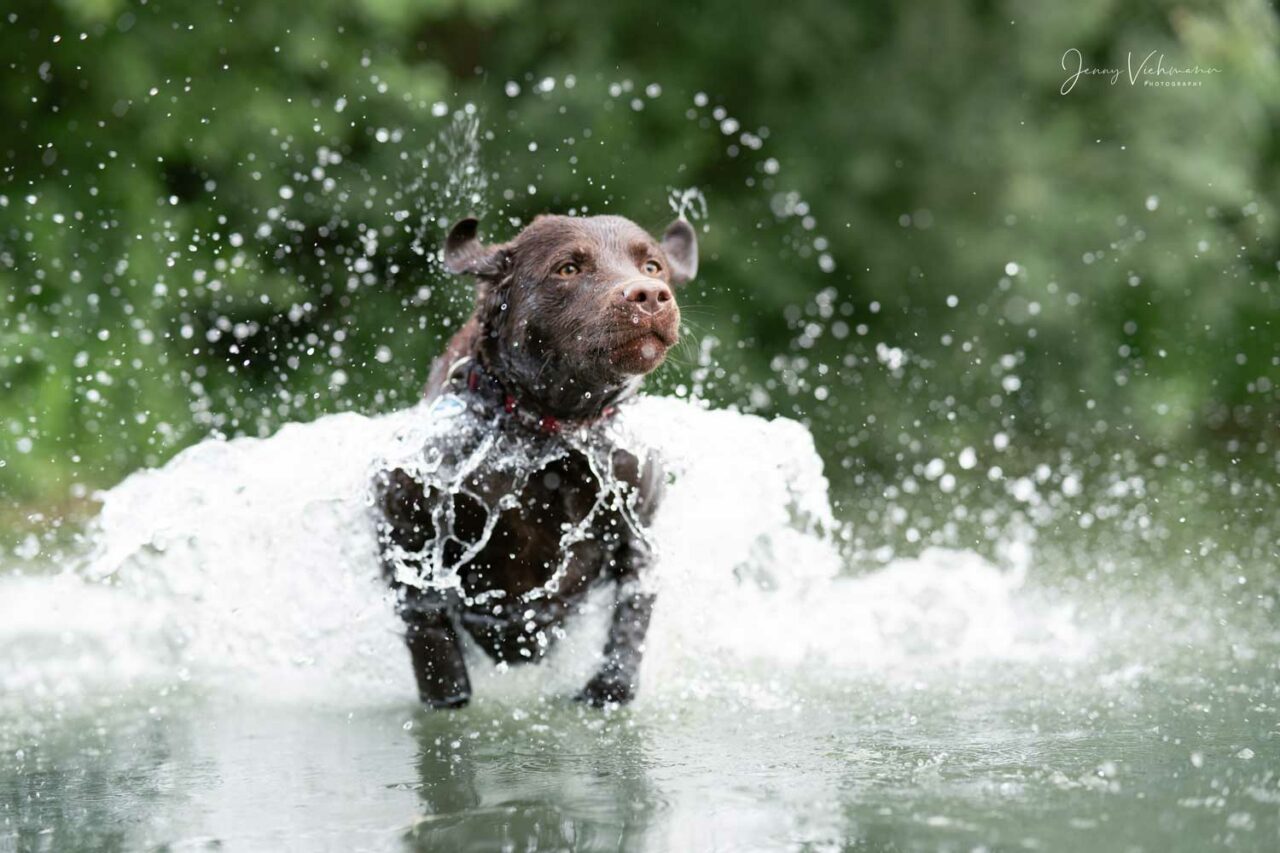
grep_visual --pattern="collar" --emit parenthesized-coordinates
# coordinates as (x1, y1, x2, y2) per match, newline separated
(445, 357, 619, 436)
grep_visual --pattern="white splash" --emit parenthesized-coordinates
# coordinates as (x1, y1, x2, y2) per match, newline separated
(0, 399, 1084, 711)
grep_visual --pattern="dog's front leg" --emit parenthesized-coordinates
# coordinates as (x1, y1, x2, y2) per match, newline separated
(577, 579, 655, 707)
(577, 452, 663, 708)
(403, 602, 472, 709)
(377, 467, 471, 709)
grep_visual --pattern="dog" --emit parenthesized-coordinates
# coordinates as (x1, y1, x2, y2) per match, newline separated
(375, 213, 697, 708)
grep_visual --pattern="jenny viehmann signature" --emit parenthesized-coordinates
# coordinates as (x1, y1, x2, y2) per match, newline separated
(1060, 48, 1222, 94)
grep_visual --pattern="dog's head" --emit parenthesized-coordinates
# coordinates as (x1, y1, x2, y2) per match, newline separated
(443, 213, 697, 413)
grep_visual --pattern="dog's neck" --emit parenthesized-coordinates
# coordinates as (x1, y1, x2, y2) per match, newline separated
(446, 353, 631, 435)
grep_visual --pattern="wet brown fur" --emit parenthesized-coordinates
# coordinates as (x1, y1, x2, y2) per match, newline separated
(376, 214, 697, 708)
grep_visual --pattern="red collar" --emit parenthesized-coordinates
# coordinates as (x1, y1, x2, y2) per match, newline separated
(452, 358, 618, 435)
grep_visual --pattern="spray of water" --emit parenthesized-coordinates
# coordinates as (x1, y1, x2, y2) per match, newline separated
(374, 392, 651, 602)
(0, 397, 1082, 716)
(402, 112, 491, 259)
(0, 79, 1092, 718)
(667, 187, 708, 224)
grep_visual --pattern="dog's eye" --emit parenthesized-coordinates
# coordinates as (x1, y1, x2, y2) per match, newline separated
(556, 262, 580, 278)
(642, 259, 662, 276)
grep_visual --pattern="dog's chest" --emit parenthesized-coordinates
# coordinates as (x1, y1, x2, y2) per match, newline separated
(454, 447, 631, 602)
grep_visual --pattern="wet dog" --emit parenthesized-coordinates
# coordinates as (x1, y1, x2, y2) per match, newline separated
(375, 213, 697, 708)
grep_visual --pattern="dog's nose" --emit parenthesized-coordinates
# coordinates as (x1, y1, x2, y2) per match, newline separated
(621, 280, 673, 315)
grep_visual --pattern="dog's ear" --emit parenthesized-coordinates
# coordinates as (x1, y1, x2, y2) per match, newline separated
(443, 217, 508, 278)
(660, 219, 698, 285)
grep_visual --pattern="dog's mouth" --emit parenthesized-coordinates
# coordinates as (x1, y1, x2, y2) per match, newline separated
(607, 327, 676, 374)
(613, 311, 679, 346)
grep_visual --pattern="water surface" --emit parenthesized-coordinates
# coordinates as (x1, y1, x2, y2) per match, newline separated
(2, 401, 1276, 851)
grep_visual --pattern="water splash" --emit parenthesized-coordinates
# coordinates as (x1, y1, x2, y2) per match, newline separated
(374, 392, 651, 601)
(667, 187, 708, 224)
(0, 400, 1082, 712)
(402, 111, 490, 259)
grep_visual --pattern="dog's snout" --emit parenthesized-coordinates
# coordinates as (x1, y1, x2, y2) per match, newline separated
(621, 280, 673, 315)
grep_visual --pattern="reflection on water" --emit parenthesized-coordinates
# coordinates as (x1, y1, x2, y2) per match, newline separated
(404, 706, 657, 851)
(2, 647, 1277, 852)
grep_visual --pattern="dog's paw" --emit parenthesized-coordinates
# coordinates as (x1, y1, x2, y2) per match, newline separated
(575, 673, 635, 708)
(422, 692, 470, 711)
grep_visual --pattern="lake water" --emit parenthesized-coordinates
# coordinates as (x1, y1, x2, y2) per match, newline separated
(1, 399, 1276, 851)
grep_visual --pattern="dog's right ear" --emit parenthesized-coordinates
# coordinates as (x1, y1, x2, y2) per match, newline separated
(443, 217, 508, 278)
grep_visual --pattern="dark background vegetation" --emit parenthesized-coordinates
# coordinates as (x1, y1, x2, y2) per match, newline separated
(1, 0, 1277, 537)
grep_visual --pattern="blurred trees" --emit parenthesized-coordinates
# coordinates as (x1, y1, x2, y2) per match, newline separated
(1, 0, 1277, 513)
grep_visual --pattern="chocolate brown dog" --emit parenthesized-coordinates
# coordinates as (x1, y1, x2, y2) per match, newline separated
(375, 213, 697, 708)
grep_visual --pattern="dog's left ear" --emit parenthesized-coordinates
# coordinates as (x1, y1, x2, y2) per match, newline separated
(660, 219, 698, 285)
(443, 217, 509, 278)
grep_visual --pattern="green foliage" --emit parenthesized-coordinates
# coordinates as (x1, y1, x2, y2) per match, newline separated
(1, 0, 1277, 515)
